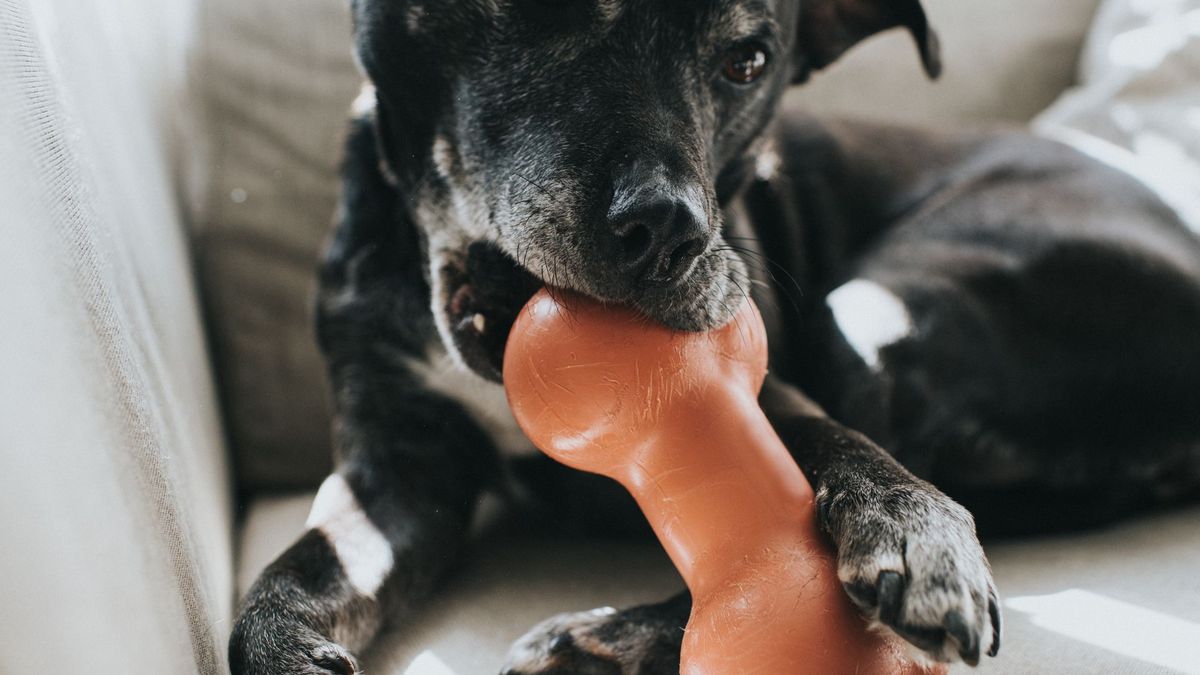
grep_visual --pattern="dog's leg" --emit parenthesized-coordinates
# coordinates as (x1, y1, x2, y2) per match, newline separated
(761, 376, 1000, 665)
(229, 117, 499, 675)
(229, 392, 497, 675)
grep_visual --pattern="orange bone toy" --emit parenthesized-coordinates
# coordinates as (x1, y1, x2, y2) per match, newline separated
(504, 289, 938, 674)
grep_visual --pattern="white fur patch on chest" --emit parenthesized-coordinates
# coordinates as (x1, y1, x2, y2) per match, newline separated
(826, 279, 914, 371)
(407, 343, 537, 457)
(306, 474, 394, 597)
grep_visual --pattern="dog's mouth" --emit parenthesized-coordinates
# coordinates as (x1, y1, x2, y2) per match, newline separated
(441, 240, 745, 382)
(442, 241, 542, 382)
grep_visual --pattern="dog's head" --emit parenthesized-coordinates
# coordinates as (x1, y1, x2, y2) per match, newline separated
(351, 0, 938, 380)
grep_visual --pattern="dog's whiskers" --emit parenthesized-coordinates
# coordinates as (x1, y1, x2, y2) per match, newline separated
(718, 242, 805, 300)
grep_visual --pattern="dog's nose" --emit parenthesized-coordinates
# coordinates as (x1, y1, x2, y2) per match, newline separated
(607, 176, 709, 285)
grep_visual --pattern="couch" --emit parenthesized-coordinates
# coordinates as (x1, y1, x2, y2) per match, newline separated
(2, 0, 1197, 673)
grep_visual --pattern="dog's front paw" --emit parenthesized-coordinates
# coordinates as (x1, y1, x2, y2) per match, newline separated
(820, 482, 1000, 665)
(502, 605, 681, 675)
(229, 614, 360, 675)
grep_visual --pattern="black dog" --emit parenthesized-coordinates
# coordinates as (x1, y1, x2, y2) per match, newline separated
(230, 1, 1200, 673)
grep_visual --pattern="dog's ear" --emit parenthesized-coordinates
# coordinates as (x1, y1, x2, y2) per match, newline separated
(351, 0, 444, 187)
(793, 0, 941, 83)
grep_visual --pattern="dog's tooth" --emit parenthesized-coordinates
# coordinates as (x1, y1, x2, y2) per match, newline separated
(472, 313, 487, 333)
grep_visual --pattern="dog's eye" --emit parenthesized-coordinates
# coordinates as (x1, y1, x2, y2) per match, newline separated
(723, 43, 768, 84)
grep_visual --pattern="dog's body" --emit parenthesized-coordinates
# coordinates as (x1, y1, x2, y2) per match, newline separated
(230, 2, 1200, 673)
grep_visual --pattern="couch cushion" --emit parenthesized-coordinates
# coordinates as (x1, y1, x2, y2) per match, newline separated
(239, 494, 1200, 674)
(0, 0, 233, 672)
(797, 0, 1103, 126)
(189, 0, 360, 489)
(193, 0, 1101, 492)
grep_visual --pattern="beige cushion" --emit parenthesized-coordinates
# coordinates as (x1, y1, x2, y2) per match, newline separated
(189, 0, 360, 489)
(192, 0, 1102, 491)
(239, 494, 1200, 674)
(797, 0, 1103, 126)
(0, 0, 233, 672)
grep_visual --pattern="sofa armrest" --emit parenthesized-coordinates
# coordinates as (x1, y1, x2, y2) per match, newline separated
(0, 1, 234, 673)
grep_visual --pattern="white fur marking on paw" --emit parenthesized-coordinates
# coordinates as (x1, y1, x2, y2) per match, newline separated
(826, 279, 913, 371)
(1008, 590, 1200, 674)
(404, 650, 459, 675)
(307, 474, 394, 598)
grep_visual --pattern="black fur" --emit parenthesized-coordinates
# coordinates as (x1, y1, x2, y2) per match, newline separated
(231, 1, 1200, 673)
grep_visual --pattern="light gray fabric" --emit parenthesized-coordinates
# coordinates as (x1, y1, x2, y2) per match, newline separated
(0, 0, 233, 673)
(1035, 0, 1200, 232)
(191, 0, 1105, 491)
(239, 494, 1200, 674)
(978, 508, 1200, 674)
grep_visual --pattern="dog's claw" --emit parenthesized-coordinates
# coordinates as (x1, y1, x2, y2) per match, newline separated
(988, 594, 1002, 657)
(312, 644, 359, 675)
(843, 579, 878, 608)
(877, 571, 906, 626)
(548, 632, 575, 655)
(895, 624, 947, 653)
(944, 609, 980, 665)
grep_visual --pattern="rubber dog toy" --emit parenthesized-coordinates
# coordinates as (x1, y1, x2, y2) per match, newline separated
(504, 288, 937, 674)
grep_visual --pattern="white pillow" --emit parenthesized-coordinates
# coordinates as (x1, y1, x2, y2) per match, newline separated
(1036, 0, 1200, 232)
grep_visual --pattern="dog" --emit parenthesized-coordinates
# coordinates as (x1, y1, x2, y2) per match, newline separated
(229, 1, 1200, 673)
